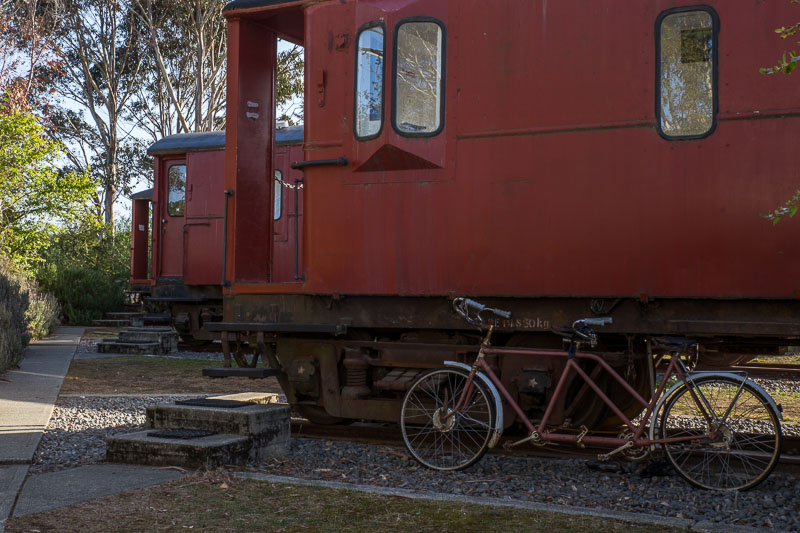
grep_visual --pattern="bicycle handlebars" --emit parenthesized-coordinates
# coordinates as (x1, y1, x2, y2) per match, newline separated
(453, 298, 612, 346)
(453, 297, 511, 326)
(574, 317, 613, 328)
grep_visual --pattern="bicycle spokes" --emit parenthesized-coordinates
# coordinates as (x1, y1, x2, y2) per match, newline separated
(660, 377, 781, 490)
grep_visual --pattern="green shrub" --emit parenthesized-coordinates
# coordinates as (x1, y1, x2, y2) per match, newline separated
(36, 220, 130, 325)
(25, 289, 60, 340)
(38, 265, 124, 325)
(0, 255, 59, 373)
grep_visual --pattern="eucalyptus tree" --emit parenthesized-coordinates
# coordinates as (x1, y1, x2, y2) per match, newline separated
(130, 0, 304, 139)
(0, 0, 62, 112)
(49, 0, 147, 226)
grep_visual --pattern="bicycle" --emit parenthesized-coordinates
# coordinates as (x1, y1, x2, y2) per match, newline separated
(400, 298, 783, 490)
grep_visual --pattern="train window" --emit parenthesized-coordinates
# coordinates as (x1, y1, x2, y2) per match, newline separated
(657, 8, 718, 139)
(167, 164, 186, 217)
(355, 23, 385, 139)
(274, 170, 283, 221)
(393, 19, 445, 136)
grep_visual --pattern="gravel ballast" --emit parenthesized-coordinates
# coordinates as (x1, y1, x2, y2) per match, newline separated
(31, 392, 800, 531)
(31, 341, 800, 531)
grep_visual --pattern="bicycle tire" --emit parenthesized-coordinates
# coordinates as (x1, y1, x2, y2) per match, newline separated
(400, 367, 496, 471)
(659, 375, 782, 490)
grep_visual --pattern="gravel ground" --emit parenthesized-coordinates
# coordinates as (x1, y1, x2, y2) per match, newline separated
(30, 395, 192, 475)
(253, 439, 800, 531)
(33, 392, 800, 531)
(33, 342, 800, 530)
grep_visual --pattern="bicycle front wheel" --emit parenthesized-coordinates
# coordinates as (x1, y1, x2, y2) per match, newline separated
(660, 376, 782, 490)
(400, 368, 496, 471)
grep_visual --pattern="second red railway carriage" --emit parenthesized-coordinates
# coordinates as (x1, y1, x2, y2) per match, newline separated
(207, 0, 800, 428)
(130, 125, 304, 341)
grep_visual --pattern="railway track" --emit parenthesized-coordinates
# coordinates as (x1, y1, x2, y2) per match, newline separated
(727, 362, 800, 380)
(656, 361, 800, 380)
(290, 418, 800, 470)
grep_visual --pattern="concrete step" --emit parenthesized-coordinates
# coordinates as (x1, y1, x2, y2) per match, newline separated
(91, 319, 131, 327)
(107, 396, 290, 468)
(96, 341, 161, 355)
(106, 430, 251, 469)
(118, 327, 178, 353)
(146, 399, 289, 442)
(106, 312, 144, 320)
(144, 314, 172, 326)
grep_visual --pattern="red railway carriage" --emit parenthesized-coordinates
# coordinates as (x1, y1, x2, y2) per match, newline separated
(217, 0, 800, 427)
(130, 126, 304, 341)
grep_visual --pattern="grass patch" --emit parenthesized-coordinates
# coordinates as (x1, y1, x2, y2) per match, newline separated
(772, 391, 800, 425)
(751, 354, 800, 364)
(5, 472, 679, 533)
(61, 356, 283, 395)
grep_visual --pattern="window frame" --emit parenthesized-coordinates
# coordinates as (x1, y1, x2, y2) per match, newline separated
(391, 16, 447, 138)
(655, 5, 719, 141)
(166, 163, 187, 218)
(353, 21, 387, 141)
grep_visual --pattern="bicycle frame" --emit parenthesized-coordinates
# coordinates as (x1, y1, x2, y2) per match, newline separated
(455, 326, 720, 452)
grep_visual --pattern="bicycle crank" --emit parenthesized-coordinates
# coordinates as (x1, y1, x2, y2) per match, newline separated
(598, 441, 635, 461)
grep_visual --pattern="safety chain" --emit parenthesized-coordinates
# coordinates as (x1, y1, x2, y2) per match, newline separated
(275, 175, 304, 189)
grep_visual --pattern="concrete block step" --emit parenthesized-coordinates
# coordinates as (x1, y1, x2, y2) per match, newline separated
(146, 401, 290, 441)
(144, 314, 172, 326)
(117, 327, 178, 353)
(209, 393, 282, 404)
(106, 312, 144, 320)
(106, 431, 251, 469)
(91, 319, 131, 328)
(96, 341, 161, 355)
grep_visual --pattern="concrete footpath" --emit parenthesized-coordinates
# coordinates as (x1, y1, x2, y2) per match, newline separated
(0, 327, 83, 530)
(0, 327, 185, 531)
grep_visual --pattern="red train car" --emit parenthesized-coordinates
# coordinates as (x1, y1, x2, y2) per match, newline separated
(130, 125, 304, 341)
(216, 0, 800, 426)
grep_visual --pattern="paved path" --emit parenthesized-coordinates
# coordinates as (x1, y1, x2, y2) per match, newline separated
(0, 327, 188, 532)
(0, 327, 83, 531)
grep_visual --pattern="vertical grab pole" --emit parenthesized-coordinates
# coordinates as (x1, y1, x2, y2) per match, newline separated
(221, 189, 234, 287)
(294, 178, 304, 280)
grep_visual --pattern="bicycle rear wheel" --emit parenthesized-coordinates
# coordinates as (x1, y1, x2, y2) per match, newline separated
(400, 368, 496, 471)
(659, 376, 782, 490)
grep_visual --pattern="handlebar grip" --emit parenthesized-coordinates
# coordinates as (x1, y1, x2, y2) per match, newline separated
(463, 298, 486, 312)
(581, 317, 613, 327)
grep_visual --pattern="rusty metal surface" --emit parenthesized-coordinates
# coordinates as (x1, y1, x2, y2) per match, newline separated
(130, 198, 150, 284)
(219, 293, 800, 341)
(272, 142, 305, 283)
(224, 0, 800, 301)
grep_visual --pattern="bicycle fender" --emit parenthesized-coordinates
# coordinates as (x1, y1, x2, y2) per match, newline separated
(444, 361, 504, 448)
(647, 371, 783, 443)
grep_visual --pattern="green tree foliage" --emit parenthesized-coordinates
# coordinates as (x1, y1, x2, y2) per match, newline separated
(761, 0, 800, 75)
(0, 108, 96, 271)
(0, 0, 62, 112)
(36, 219, 130, 325)
(277, 43, 304, 124)
(131, 0, 304, 137)
(47, 0, 148, 226)
(761, 1, 800, 223)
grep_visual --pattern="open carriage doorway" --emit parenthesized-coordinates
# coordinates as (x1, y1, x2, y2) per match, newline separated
(224, 1, 306, 285)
